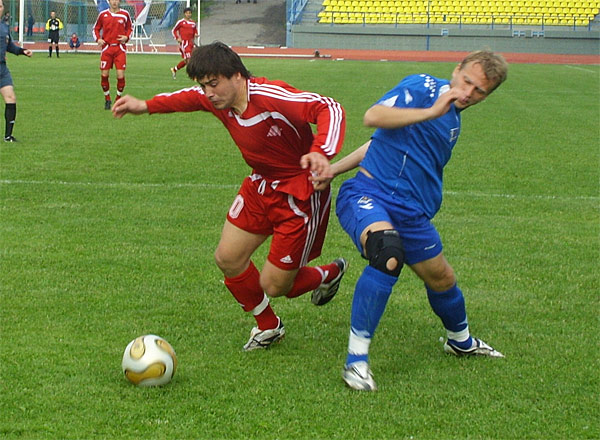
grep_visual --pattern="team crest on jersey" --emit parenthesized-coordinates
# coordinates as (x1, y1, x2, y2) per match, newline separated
(357, 196, 374, 210)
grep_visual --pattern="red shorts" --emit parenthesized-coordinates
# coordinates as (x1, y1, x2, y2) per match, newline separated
(100, 44, 127, 70)
(227, 175, 332, 270)
(179, 40, 193, 60)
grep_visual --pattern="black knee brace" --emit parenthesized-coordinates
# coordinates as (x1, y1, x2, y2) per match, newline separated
(365, 229, 405, 277)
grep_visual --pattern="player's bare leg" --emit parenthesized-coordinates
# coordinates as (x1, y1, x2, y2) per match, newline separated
(215, 221, 282, 349)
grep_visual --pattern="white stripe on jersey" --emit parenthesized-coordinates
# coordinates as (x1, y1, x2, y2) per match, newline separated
(92, 9, 131, 41)
(172, 19, 185, 39)
(248, 82, 343, 157)
(154, 86, 203, 98)
(233, 111, 301, 138)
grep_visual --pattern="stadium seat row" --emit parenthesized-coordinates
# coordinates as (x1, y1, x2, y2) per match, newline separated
(322, 0, 600, 7)
(318, 12, 592, 24)
(319, 0, 599, 24)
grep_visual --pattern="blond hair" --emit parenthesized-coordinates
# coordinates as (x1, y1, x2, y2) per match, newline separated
(460, 50, 508, 93)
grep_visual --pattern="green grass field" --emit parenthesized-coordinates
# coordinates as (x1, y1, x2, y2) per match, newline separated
(0, 53, 598, 439)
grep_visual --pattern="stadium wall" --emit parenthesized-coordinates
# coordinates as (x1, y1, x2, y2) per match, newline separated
(288, 25, 600, 54)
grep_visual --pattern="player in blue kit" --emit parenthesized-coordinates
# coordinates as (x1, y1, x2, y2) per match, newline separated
(312, 50, 509, 391)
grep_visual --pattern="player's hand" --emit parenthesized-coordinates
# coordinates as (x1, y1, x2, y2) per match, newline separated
(112, 95, 149, 118)
(117, 34, 128, 43)
(301, 152, 332, 187)
(22, 49, 32, 57)
(310, 174, 333, 191)
(97, 38, 105, 46)
(429, 88, 460, 119)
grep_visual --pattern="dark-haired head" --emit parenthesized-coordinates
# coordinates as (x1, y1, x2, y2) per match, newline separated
(186, 42, 251, 83)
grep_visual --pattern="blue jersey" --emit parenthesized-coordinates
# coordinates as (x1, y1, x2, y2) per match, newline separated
(360, 73, 461, 219)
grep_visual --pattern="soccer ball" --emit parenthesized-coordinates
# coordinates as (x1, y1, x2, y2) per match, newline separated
(122, 334, 177, 387)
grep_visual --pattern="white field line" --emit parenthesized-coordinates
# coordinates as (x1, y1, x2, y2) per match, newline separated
(0, 179, 598, 202)
(0, 179, 238, 190)
(564, 65, 598, 73)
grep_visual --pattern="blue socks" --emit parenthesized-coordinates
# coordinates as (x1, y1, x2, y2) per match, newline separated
(346, 265, 397, 366)
(346, 270, 474, 366)
(426, 284, 472, 349)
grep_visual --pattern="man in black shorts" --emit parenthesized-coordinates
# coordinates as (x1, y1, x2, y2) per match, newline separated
(46, 11, 63, 58)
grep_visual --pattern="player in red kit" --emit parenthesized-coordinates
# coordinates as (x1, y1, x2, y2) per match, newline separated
(113, 42, 347, 351)
(170, 7, 197, 79)
(93, 0, 132, 110)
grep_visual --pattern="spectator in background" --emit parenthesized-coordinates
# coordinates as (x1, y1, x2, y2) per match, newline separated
(26, 14, 34, 37)
(69, 33, 81, 52)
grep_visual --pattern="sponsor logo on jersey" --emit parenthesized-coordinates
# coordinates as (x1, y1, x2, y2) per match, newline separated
(267, 125, 282, 137)
(280, 255, 293, 264)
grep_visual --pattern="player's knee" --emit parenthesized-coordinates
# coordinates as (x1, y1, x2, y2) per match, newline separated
(365, 229, 405, 277)
(260, 278, 291, 298)
(214, 248, 238, 275)
(426, 267, 456, 292)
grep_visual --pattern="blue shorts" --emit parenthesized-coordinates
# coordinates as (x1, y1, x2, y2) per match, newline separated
(0, 63, 13, 89)
(336, 171, 443, 265)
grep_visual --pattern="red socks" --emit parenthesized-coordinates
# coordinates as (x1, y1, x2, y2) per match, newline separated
(224, 261, 279, 330)
(225, 261, 341, 328)
(101, 75, 110, 99)
(116, 77, 125, 97)
(285, 262, 341, 298)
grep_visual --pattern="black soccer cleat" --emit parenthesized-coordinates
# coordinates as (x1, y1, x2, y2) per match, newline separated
(311, 258, 348, 306)
(104, 100, 112, 110)
(4, 135, 18, 142)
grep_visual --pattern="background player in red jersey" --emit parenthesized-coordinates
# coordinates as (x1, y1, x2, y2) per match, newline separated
(113, 42, 347, 351)
(93, 0, 132, 110)
(170, 7, 197, 79)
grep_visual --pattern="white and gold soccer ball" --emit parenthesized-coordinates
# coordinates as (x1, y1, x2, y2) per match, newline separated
(122, 334, 177, 387)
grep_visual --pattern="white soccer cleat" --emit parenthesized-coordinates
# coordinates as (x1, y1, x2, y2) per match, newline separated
(243, 319, 285, 351)
(444, 337, 504, 358)
(311, 258, 348, 306)
(170, 67, 177, 79)
(342, 361, 377, 391)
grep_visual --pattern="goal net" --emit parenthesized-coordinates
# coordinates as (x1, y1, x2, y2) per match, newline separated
(15, 0, 191, 48)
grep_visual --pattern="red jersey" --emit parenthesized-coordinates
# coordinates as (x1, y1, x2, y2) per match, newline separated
(171, 19, 197, 42)
(146, 77, 345, 201)
(93, 8, 132, 45)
